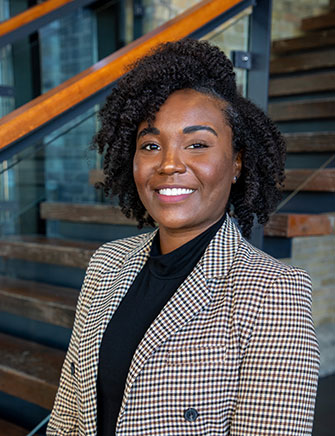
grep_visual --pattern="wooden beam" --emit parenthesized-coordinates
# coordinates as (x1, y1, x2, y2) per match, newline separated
(0, 236, 99, 269)
(264, 213, 334, 237)
(0, 0, 242, 150)
(284, 132, 335, 153)
(270, 49, 335, 74)
(269, 72, 335, 97)
(0, 419, 28, 436)
(0, 276, 77, 328)
(301, 11, 335, 32)
(271, 28, 335, 54)
(0, 332, 64, 409)
(40, 201, 138, 225)
(268, 98, 335, 122)
(283, 169, 335, 192)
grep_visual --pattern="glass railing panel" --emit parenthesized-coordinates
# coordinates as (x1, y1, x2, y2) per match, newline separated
(201, 7, 252, 96)
(39, 7, 98, 93)
(0, 105, 101, 238)
(142, 0, 199, 33)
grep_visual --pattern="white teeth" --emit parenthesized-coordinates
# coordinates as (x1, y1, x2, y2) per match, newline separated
(158, 188, 194, 196)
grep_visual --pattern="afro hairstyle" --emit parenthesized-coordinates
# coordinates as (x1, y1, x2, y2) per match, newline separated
(92, 38, 286, 237)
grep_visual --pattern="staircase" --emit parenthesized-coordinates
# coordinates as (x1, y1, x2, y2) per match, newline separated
(264, 9, 335, 258)
(0, 7, 334, 435)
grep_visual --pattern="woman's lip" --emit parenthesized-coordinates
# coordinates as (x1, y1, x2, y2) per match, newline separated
(154, 191, 195, 203)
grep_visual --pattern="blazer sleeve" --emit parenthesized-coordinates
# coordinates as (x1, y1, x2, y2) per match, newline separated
(47, 250, 101, 435)
(230, 268, 320, 436)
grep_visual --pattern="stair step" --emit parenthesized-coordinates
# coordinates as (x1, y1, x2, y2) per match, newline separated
(270, 48, 335, 74)
(0, 236, 99, 269)
(283, 169, 335, 192)
(0, 419, 28, 436)
(0, 332, 64, 409)
(301, 11, 335, 32)
(0, 276, 77, 328)
(284, 132, 335, 153)
(269, 71, 335, 97)
(268, 98, 335, 122)
(41, 201, 137, 225)
(271, 28, 335, 54)
(264, 213, 334, 237)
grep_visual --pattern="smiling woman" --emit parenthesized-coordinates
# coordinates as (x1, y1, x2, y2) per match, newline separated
(133, 89, 241, 253)
(47, 40, 319, 436)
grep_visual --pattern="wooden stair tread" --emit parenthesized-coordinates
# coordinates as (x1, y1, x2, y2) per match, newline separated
(0, 236, 100, 269)
(271, 28, 335, 54)
(270, 48, 335, 74)
(0, 419, 28, 436)
(264, 213, 334, 237)
(269, 71, 335, 97)
(284, 132, 335, 153)
(283, 169, 335, 192)
(0, 332, 64, 409)
(0, 276, 77, 328)
(268, 98, 335, 122)
(41, 201, 137, 226)
(301, 11, 335, 32)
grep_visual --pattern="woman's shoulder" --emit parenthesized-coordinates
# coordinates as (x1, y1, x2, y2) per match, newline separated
(236, 236, 311, 290)
(87, 230, 155, 274)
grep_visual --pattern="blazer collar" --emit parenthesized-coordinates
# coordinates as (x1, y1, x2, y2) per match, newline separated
(125, 213, 242, 281)
(200, 214, 242, 280)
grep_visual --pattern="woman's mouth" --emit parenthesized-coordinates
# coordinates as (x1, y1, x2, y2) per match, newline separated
(158, 188, 194, 196)
(155, 187, 195, 203)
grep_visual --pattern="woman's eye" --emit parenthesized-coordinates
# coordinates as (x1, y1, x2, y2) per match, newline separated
(187, 143, 208, 149)
(141, 143, 160, 151)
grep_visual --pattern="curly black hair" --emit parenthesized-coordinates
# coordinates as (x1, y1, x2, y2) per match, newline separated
(92, 39, 286, 238)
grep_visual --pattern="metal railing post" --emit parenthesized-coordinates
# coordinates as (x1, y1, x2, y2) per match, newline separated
(247, 0, 273, 248)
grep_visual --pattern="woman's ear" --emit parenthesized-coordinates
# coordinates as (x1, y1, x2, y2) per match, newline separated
(233, 151, 242, 182)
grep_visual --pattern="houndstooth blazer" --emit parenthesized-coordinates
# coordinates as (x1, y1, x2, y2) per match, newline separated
(47, 215, 320, 435)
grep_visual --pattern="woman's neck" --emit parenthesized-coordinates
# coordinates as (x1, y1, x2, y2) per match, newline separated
(158, 216, 225, 254)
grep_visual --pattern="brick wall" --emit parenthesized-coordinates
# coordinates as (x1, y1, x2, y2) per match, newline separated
(281, 235, 335, 377)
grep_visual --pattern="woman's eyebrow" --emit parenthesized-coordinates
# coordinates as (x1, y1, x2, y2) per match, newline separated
(183, 125, 218, 137)
(137, 127, 160, 139)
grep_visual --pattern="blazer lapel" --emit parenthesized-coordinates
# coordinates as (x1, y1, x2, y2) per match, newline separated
(79, 231, 156, 434)
(117, 215, 242, 422)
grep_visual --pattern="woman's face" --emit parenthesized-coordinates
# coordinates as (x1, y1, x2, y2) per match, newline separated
(133, 89, 242, 235)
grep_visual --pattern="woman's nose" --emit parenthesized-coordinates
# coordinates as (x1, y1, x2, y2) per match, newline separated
(157, 149, 186, 175)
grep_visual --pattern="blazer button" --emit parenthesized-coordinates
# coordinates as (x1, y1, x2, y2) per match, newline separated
(184, 408, 199, 422)
(71, 362, 75, 376)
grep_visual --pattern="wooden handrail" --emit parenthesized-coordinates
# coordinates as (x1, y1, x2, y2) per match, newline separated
(0, 0, 243, 151)
(0, 0, 96, 48)
(0, 0, 74, 37)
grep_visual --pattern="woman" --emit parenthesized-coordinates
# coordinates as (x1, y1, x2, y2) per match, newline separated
(47, 39, 319, 435)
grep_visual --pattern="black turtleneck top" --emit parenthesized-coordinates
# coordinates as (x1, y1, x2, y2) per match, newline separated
(97, 215, 225, 435)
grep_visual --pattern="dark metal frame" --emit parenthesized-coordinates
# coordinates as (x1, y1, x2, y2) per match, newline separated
(0, 0, 96, 48)
(247, 0, 272, 112)
(247, 0, 273, 247)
